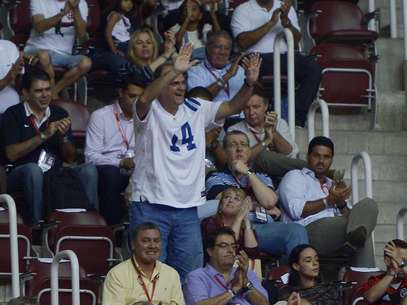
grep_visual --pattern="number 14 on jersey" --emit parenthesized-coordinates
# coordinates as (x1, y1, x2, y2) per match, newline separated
(170, 122, 197, 152)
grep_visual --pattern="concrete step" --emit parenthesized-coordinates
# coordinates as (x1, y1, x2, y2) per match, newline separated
(297, 129, 407, 155)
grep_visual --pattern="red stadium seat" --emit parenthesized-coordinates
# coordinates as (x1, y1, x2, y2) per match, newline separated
(310, 43, 376, 108)
(308, 1, 378, 45)
(302, 0, 359, 12)
(24, 259, 99, 305)
(341, 267, 384, 305)
(44, 210, 119, 276)
(0, 209, 35, 276)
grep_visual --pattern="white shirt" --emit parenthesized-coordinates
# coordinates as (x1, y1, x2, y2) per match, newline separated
(85, 102, 135, 167)
(187, 60, 246, 102)
(109, 13, 131, 43)
(278, 168, 342, 226)
(227, 119, 298, 157)
(169, 23, 212, 49)
(26, 0, 88, 55)
(231, 0, 299, 53)
(0, 87, 20, 114)
(130, 97, 222, 208)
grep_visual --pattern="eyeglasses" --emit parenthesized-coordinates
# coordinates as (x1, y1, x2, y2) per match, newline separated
(214, 242, 238, 250)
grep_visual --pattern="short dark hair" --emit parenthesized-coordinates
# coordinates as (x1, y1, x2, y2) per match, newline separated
(7, 296, 37, 305)
(132, 222, 160, 241)
(187, 86, 213, 101)
(22, 66, 50, 90)
(391, 239, 407, 249)
(308, 136, 334, 156)
(153, 62, 174, 80)
(251, 85, 269, 106)
(223, 130, 250, 148)
(206, 30, 233, 47)
(204, 227, 236, 251)
(119, 73, 149, 90)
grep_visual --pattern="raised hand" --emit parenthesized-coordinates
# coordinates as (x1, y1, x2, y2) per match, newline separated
(226, 53, 244, 78)
(288, 292, 302, 305)
(280, 0, 292, 16)
(55, 117, 71, 136)
(327, 184, 352, 207)
(163, 31, 176, 58)
(242, 53, 262, 86)
(173, 43, 199, 73)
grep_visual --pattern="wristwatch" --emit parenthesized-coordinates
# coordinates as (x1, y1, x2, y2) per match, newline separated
(246, 169, 254, 176)
(39, 132, 47, 141)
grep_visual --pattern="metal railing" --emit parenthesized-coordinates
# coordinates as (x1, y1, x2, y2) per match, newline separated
(0, 194, 20, 298)
(273, 28, 296, 141)
(396, 207, 407, 240)
(351, 152, 373, 205)
(307, 98, 330, 142)
(51, 250, 80, 305)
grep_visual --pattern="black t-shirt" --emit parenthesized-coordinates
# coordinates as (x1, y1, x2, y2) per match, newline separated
(1, 103, 73, 168)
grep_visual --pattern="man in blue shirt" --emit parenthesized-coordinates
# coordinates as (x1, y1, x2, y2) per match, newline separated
(184, 227, 268, 305)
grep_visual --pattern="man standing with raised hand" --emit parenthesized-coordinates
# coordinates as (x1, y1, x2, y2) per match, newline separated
(128, 44, 262, 280)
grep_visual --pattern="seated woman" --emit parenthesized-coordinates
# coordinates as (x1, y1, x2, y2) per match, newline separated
(278, 244, 343, 305)
(201, 187, 260, 261)
(126, 27, 176, 81)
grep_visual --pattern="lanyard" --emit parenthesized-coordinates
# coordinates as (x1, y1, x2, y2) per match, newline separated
(113, 105, 132, 151)
(319, 179, 329, 195)
(213, 274, 230, 291)
(204, 61, 230, 98)
(29, 115, 49, 134)
(131, 256, 159, 304)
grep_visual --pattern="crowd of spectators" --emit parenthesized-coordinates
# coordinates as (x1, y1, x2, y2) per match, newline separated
(0, 0, 395, 304)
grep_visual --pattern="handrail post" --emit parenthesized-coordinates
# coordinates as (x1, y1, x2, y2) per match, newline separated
(368, 0, 376, 31)
(273, 29, 295, 141)
(390, 0, 398, 38)
(396, 208, 407, 240)
(0, 194, 20, 298)
(307, 98, 330, 142)
(51, 250, 80, 305)
(351, 152, 373, 205)
(403, 0, 407, 59)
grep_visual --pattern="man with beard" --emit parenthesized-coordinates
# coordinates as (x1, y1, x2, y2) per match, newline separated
(183, 227, 268, 305)
(360, 239, 407, 305)
(278, 136, 378, 270)
(102, 222, 185, 305)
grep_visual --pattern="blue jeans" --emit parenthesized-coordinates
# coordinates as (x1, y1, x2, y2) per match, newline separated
(129, 201, 203, 281)
(7, 163, 99, 223)
(253, 222, 309, 262)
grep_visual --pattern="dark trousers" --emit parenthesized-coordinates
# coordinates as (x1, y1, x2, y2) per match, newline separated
(97, 165, 129, 225)
(260, 52, 322, 125)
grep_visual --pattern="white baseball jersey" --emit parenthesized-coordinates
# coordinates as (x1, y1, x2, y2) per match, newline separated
(130, 97, 222, 208)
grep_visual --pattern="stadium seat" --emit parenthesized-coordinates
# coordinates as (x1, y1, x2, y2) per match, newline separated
(302, 0, 359, 12)
(52, 100, 90, 151)
(308, 1, 378, 45)
(0, 208, 35, 276)
(341, 267, 384, 305)
(44, 210, 119, 276)
(24, 259, 99, 305)
(310, 43, 376, 108)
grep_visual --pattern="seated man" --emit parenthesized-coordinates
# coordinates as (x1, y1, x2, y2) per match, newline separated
(85, 75, 145, 225)
(1, 67, 98, 223)
(278, 136, 378, 272)
(187, 31, 246, 103)
(359, 239, 407, 305)
(102, 222, 185, 305)
(205, 130, 308, 258)
(231, 0, 322, 126)
(24, 0, 91, 99)
(183, 227, 268, 305)
(212, 85, 306, 177)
